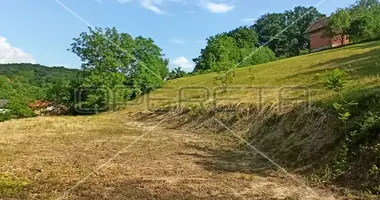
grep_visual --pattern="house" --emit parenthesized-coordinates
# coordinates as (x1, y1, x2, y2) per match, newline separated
(307, 18, 349, 52)
(28, 100, 50, 115)
(0, 100, 9, 114)
(28, 100, 68, 115)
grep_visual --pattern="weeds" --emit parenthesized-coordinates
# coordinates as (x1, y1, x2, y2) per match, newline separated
(0, 173, 28, 195)
(321, 68, 380, 193)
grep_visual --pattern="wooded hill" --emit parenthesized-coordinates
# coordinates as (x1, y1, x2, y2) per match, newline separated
(0, 64, 79, 120)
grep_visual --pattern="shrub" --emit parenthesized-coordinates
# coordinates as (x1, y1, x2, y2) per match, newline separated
(0, 112, 11, 122)
(5, 100, 35, 118)
(322, 68, 348, 92)
(241, 46, 277, 67)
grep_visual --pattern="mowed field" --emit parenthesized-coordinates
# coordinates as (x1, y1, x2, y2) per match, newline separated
(1, 41, 380, 199)
(0, 113, 341, 200)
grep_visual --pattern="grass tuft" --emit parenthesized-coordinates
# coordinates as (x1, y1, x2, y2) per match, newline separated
(0, 173, 28, 195)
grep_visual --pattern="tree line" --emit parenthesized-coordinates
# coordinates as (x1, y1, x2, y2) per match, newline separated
(192, 6, 325, 74)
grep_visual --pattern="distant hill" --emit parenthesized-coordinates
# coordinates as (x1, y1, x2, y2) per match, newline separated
(0, 64, 79, 86)
(0, 63, 80, 101)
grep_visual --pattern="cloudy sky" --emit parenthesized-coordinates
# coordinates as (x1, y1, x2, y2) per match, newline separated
(0, 0, 356, 71)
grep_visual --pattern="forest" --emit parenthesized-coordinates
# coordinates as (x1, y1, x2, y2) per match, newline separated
(1, 0, 380, 121)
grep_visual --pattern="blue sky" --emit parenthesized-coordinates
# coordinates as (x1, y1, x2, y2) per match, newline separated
(0, 0, 356, 71)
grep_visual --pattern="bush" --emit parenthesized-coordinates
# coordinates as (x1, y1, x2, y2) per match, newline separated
(322, 68, 348, 92)
(241, 46, 277, 67)
(167, 67, 187, 80)
(0, 112, 11, 122)
(5, 100, 35, 118)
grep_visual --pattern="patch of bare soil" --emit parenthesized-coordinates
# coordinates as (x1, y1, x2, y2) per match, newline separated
(0, 115, 344, 199)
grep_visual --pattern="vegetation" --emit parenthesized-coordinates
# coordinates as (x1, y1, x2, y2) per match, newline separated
(142, 41, 380, 109)
(330, 0, 380, 43)
(253, 6, 325, 57)
(70, 27, 169, 113)
(0, 174, 28, 195)
(0, 64, 79, 121)
(167, 67, 188, 80)
(2, 0, 380, 199)
(328, 9, 352, 45)
(137, 40, 380, 196)
(192, 26, 276, 73)
(1, 40, 379, 198)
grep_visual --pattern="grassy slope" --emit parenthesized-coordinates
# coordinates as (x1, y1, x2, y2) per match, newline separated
(140, 41, 380, 110)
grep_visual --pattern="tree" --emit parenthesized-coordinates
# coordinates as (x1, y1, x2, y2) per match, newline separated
(348, 15, 375, 42)
(70, 27, 168, 112)
(208, 35, 240, 89)
(348, 0, 380, 42)
(240, 46, 277, 67)
(226, 26, 258, 49)
(253, 6, 324, 57)
(284, 6, 325, 55)
(192, 26, 275, 73)
(167, 67, 187, 80)
(328, 9, 352, 45)
(253, 13, 287, 57)
(46, 80, 73, 106)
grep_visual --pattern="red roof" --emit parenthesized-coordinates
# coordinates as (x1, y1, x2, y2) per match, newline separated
(28, 100, 49, 109)
(307, 18, 330, 33)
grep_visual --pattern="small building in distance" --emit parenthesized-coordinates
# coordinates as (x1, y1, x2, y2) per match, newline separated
(28, 100, 68, 116)
(307, 18, 349, 52)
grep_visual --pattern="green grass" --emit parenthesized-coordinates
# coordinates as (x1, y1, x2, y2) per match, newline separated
(133, 41, 380, 110)
(0, 173, 28, 195)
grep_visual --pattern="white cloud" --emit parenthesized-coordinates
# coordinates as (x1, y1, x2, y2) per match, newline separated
(0, 36, 36, 64)
(118, 0, 165, 14)
(200, 0, 235, 13)
(169, 39, 185, 44)
(118, 0, 187, 14)
(117, 0, 235, 15)
(141, 0, 166, 14)
(170, 56, 194, 69)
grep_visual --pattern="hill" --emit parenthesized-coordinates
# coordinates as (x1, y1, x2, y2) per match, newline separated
(144, 41, 380, 109)
(0, 64, 80, 120)
(133, 41, 380, 195)
(0, 64, 79, 92)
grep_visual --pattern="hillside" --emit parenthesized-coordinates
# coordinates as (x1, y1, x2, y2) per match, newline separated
(1, 41, 380, 199)
(0, 64, 79, 85)
(0, 63, 79, 101)
(143, 41, 380, 109)
(0, 64, 80, 120)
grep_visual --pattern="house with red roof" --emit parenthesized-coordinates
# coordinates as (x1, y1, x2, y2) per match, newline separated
(307, 18, 349, 52)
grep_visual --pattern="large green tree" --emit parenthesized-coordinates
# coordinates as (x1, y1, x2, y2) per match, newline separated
(70, 27, 168, 112)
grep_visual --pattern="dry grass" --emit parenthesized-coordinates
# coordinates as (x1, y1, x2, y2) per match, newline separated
(0, 113, 345, 199)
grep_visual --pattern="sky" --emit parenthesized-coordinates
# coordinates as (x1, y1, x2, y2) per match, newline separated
(0, 0, 356, 72)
